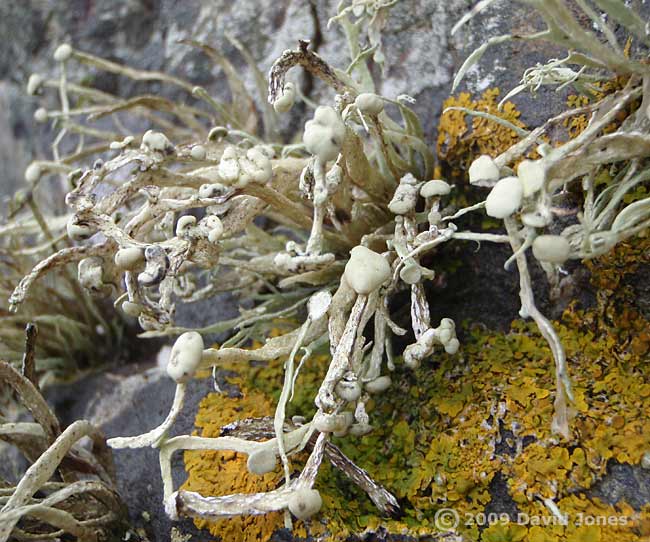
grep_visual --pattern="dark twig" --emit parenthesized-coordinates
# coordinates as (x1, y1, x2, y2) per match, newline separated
(220, 416, 400, 517)
(21, 324, 38, 390)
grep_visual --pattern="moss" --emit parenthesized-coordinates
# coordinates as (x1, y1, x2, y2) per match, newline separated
(183, 232, 650, 542)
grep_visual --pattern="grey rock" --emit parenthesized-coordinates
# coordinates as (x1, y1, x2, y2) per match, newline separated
(47, 359, 217, 541)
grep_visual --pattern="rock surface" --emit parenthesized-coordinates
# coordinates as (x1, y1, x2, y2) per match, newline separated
(2, 1, 650, 541)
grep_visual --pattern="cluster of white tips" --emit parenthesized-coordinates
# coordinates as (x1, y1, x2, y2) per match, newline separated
(217, 146, 272, 188)
(303, 106, 346, 163)
(404, 318, 459, 369)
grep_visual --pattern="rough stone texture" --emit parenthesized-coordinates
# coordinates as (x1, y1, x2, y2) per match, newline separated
(3, 1, 650, 540)
(47, 358, 217, 541)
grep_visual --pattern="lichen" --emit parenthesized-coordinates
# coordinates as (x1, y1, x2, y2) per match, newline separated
(437, 88, 529, 177)
(181, 384, 287, 542)
(185, 235, 650, 541)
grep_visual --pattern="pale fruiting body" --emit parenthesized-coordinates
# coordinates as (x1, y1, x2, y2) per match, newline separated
(365, 375, 392, 394)
(142, 130, 172, 153)
(344, 246, 391, 295)
(303, 106, 346, 163)
(485, 176, 523, 219)
(166, 331, 205, 383)
(287, 489, 322, 520)
(335, 379, 362, 402)
(354, 93, 384, 115)
(420, 179, 451, 198)
(24, 163, 42, 184)
(33, 108, 48, 123)
(313, 412, 348, 433)
(273, 82, 296, 113)
(388, 181, 419, 215)
(53, 43, 73, 62)
(66, 217, 93, 241)
(114, 247, 145, 270)
(27, 74, 44, 95)
(400, 262, 422, 285)
(517, 159, 546, 197)
(190, 145, 206, 160)
(175, 215, 197, 237)
(532, 235, 571, 264)
(521, 211, 550, 228)
(444, 338, 460, 355)
(247, 449, 277, 475)
(469, 155, 500, 185)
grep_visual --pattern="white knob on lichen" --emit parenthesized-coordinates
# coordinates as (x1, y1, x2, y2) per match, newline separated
(444, 338, 460, 355)
(335, 379, 362, 403)
(273, 82, 296, 114)
(344, 246, 391, 295)
(420, 179, 451, 198)
(142, 130, 173, 153)
(24, 163, 42, 184)
(287, 488, 322, 520)
(243, 147, 272, 184)
(246, 448, 277, 475)
(175, 215, 196, 237)
(521, 211, 550, 229)
(303, 106, 346, 163)
(532, 235, 570, 264)
(485, 176, 523, 219)
(313, 412, 348, 433)
(53, 43, 73, 62)
(200, 215, 223, 243)
(469, 155, 500, 185)
(114, 247, 145, 270)
(27, 74, 44, 95)
(66, 217, 93, 241)
(33, 108, 48, 123)
(365, 375, 392, 394)
(388, 183, 419, 215)
(307, 290, 332, 321)
(121, 301, 143, 317)
(166, 331, 204, 383)
(400, 261, 422, 285)
(354, 93, 384, 115)
(517, 159, 546, 197)
(190, 145, 206, 160)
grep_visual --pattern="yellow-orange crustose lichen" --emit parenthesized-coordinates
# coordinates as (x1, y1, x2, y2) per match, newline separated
(181, 385, 286, 542)
(437, 88, 528, 177)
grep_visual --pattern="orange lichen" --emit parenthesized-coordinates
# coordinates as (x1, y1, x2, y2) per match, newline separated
(437, 88, 529, 178)
(181, 386, 286, 542)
